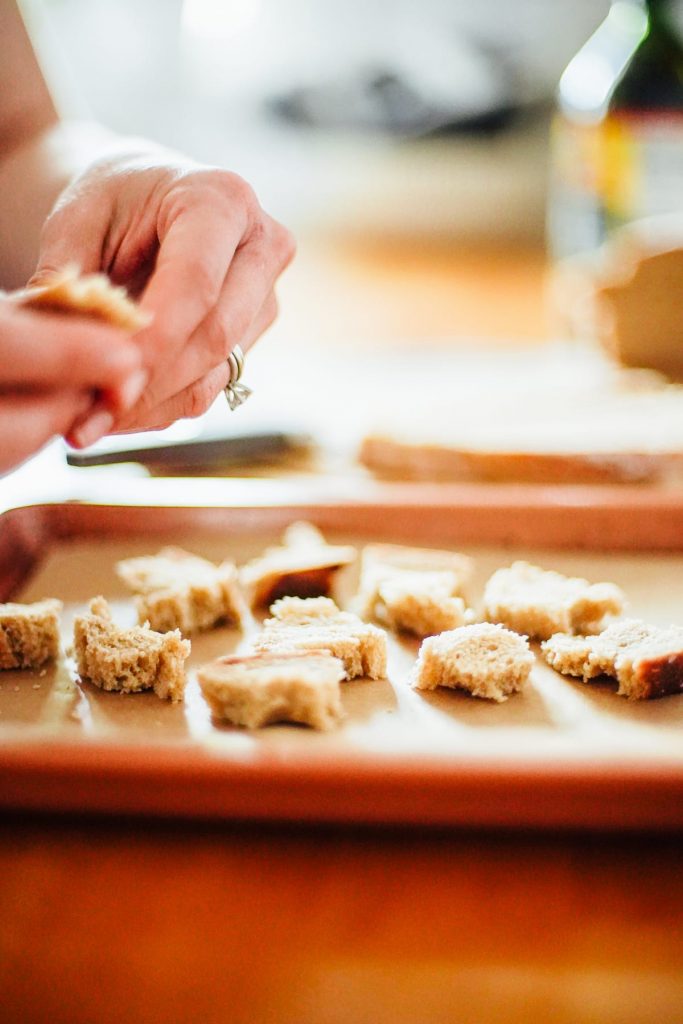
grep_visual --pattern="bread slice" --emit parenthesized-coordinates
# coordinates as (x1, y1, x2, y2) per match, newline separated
(412, 623, 533, 702)
(252, 596, 387, 680)
(13, 265, 149, 332)
(615, 630, 683, 700)
(593, 219, 683, 380)
(116, 546, 246, 634)
(73, 596, 191, 701)
(483, 561, 623, 640)
(358, 434, 683, 485)
(542, 618, 683, 699)
(240, 522, 356, 608)
(0, 598, 62, 669)
(357, 543, 474, 637)
(197, 651, 346, 730)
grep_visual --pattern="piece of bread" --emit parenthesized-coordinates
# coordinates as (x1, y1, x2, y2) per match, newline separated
(370, 574, 472, 637)
(592, 218, 683, 380)
(356, 543, 474, 637)
(358, 434, 683, 485)
(12, 265, 149, 332)
(412, 622, 533, 702)
(0, 598, 62, 669)
(252, 596, 387, 680)
(483, 561, 624, 640)
(360, 543, 473, 585)
(197, 651, 346, 730)
(72, 596, 190, 701)
(541, 619, 655, 681)
(240, 522, 356, 608)
(542, 618, 683, 700)
(116, 546, 246, 634)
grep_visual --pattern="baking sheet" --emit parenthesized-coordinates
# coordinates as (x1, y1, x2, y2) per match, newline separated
(1, 499, 682, 828)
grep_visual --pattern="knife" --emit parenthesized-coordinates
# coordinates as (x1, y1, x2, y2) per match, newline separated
(66, 431, 314, 469)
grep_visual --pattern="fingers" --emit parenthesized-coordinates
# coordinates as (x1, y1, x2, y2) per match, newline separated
(178, 218, 292, 382)
(142, 243, 287, 411)
(137, 171, 294, 406)
(124, 362, 234, 433)
(113, 294, 278, 434)
(18, 160, 294, 449)
(139, 217, 293, 412)
(0, 389, 92, 476)
(137, 172, 254, 363)
(0, 302, 143, 394)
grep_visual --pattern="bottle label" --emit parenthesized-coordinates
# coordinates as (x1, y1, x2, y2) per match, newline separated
(603, 112, 683, 222)
(549, 112, 683, 259)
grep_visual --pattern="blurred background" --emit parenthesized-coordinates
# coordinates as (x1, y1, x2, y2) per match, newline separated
(19, 0, 609, 350)
(13, 0, 683, 489)
(23, 0, 608, 246)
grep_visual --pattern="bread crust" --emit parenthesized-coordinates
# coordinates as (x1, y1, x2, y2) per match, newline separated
(359, 433, 681, 485)
(240, 522, 355, 609)
(542, 618, 683, 700)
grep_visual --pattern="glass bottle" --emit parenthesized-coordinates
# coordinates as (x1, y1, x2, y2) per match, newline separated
(548, 0, 683, 262)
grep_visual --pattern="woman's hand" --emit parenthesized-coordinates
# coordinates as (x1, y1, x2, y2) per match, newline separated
(0, 299, 144, 473)
(31, 148, 296, 446)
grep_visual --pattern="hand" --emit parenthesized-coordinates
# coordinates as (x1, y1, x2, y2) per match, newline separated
(31, 148, 296, 446)
(0, 299, 143, 474)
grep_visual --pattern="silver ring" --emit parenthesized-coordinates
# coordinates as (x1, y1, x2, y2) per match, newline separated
(224, 344, 252, 411)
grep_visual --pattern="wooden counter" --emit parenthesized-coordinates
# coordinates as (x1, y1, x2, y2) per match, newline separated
(1, 818, 681, 1024)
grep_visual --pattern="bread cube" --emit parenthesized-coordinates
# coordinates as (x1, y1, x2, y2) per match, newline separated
(198, 651, 346, 730)
(73, 597, 190, 701)
(483, 560, 623, 640)
(117, 546, 246, 634)
(253, 596, 387, 680)
(412, 623, 533, 702)
(0, 599, 62, 669)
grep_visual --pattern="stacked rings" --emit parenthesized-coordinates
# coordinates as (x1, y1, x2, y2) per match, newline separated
(224, 344, 252, 411)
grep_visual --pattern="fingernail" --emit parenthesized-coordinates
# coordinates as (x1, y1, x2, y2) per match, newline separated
(70, 409, 114, 448)
(117, 368, 149, 411)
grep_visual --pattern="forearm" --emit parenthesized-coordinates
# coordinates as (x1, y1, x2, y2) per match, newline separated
(0, 2, 125, 288)
(0, 121, 122, 288)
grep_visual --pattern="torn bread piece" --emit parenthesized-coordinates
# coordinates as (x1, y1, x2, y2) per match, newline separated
(197, 651, 346, 730)
(370, 574, 472, 637)
(358, 433, 682, 485)
(542, 619, 683, 699)
(412, 623, 534, 702)
(483, 560, 623, 640)
(357, 543, 474, 637)
(116, 546, 246, 634)
(73, 596, 190, 701)
(252, 596, 387, 680)
(541, 619, 656, 681)
(0, 599, 62, 670)
(240, 521, 356, 609)
(12, 265, 150, 332)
